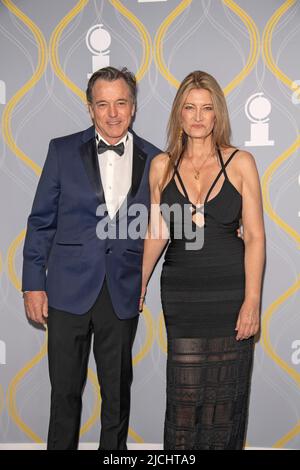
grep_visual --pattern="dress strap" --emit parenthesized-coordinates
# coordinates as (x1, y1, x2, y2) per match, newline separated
(171, 152, 189, 198)
(217, 147, 228, 179)
(225, 148, 239, 167)
(218, 148, 240, 179)
(172, 155, 203, 215)
(168, 152, 181, 179)
(204, 148, 239, 204)
(174, 166, 204, 216)
(204, 167, 223, 204)
(174, 165, 190, 202)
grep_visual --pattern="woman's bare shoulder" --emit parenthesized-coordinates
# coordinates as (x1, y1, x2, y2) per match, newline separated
(221, 146, 256, 168)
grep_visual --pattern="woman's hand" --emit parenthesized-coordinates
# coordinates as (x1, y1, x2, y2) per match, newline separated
(235, 298, 260, 340)
(139, 285, 147, 312)
(237, 227, 243, 239)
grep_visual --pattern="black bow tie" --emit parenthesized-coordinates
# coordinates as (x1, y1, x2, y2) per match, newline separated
(97, 139, 125, 156)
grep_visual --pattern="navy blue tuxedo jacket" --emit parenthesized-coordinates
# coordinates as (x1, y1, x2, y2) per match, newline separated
(22, 125, 160, 319)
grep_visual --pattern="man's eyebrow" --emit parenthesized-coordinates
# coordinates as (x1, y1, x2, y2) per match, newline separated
(95, 98, 129, 104)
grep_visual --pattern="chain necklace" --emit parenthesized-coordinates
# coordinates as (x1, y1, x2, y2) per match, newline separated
(188, 150, 215, 180)
(185, 149, 216, 208)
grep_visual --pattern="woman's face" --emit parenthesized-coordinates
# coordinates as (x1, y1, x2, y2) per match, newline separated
(180, 88, 216, 140)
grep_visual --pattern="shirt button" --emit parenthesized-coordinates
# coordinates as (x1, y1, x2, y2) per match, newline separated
(106, 248, 112, 254)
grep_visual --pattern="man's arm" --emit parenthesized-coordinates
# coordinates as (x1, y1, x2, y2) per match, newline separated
(22, 139, 60, 324)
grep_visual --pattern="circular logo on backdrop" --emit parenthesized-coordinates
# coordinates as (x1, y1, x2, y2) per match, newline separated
(86, 24, 111, 55)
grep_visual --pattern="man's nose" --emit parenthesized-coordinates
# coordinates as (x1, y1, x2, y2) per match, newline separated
(108, 104, 117, 117)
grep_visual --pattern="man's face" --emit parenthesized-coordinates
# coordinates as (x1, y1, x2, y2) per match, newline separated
(88, 78, 135, 144)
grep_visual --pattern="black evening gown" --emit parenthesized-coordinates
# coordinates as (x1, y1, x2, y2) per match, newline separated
(160, 148, 254, 450)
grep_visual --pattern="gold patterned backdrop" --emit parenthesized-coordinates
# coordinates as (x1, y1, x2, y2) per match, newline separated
(0, 0, 299, 448)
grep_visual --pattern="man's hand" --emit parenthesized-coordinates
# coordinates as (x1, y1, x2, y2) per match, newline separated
(23, 291, 48, 325)
(139, 285, 147, 312)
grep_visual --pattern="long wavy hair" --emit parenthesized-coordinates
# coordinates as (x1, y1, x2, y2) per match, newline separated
(161, 71, 232, 190)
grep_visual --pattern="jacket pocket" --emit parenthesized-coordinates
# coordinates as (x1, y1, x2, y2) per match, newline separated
(52, 241, 83, 257)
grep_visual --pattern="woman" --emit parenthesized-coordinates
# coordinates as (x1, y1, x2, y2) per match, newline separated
(140, 71, 265, 450)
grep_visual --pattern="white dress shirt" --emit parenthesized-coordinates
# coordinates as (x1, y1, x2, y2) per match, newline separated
(96, 131, 133, 219)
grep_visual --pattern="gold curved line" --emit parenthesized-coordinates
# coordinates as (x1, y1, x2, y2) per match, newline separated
(261, 137, 300, 246)
(262, 0, 299, 92)
(1, 0, 47, 177)
(79, 368, 101, 436)
(108, 0, 152, 82)
(154, 0, 259, 93)
(273, 421, 300, 449)
(261, 1, 300, 449)
(260, 276, 300, 448)
(154, 0, 192, 89)
(0, 384, 4, 419)
(4, 0, 147, 444)
(128, 427, 144, 443)
(133, 305, 155, 366)
(7, 234, 149, 435)
(49, 0, 88, 103)
(261, 1, 300, 244)
(7, 342, 101, 439)
(156, 311, 167, 355)
(7, 335, 47, 443)
(222, 0, 260, 96)
(6, 227, 101, 438)
(261, 276, 300, 385)
(7, 229, 26, 292)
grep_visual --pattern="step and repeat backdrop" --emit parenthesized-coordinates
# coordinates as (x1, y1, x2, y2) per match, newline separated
(0, 0, 299, 449)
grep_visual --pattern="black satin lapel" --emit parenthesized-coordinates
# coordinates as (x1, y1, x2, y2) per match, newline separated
(80, 138, 105, 205)
(130, 142, 147, 199)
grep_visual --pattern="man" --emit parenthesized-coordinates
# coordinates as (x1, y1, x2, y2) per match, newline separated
(22, 67, 160, 450)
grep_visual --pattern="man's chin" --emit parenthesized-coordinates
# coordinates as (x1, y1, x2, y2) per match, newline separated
(106, 129, 127, 140)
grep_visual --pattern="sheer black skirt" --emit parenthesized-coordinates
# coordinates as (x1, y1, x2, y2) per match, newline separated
(164, 335, 254, 450)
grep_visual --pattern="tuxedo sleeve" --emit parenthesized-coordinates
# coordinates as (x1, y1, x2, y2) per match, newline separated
(22, 139, 60, 291)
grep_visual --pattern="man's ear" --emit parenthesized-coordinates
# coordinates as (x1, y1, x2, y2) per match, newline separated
(87, 103, 94, 120)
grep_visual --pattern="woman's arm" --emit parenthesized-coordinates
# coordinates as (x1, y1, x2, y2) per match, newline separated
(235, 151, 266, 340)
(140, 154, 170, 310)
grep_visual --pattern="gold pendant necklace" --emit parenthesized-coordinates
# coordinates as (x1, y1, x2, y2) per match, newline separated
(189, 151, 214, 181)
(188, 149, 216, 206)
(194, 169, 200, 180)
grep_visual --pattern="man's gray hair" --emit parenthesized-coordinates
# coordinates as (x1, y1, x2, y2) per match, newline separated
(86, 66, 137, 106)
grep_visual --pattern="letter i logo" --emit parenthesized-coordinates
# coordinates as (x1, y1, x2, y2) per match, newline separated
(0, 80, 6, 104)
(0, 340, 6, 365)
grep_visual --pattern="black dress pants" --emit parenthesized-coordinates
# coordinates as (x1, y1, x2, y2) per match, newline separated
(47, 279, 139, 450)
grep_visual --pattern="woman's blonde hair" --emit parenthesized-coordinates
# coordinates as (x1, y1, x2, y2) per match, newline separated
(162, 71, 232, 189)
